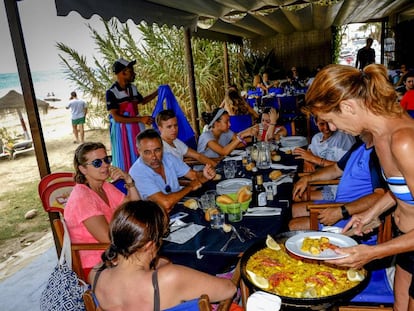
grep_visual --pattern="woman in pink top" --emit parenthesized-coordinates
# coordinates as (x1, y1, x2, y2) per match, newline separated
(64, 142, 140, 277)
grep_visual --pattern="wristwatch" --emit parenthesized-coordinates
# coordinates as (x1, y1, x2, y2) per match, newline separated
(341, 205, 350, 220)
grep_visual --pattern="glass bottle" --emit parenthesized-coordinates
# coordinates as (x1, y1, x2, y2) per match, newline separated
(256, 174, 267, 206)
(251, 167, 258, 207)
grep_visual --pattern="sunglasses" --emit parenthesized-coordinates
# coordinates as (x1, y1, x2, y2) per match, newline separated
(84, 156, 112, 168)
(165, 185, 172, 193)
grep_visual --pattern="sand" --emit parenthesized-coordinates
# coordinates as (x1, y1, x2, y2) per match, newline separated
(0, 105, 110, 272)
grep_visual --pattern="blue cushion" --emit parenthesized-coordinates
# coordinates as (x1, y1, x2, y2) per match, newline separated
(350, 268, 394, 304)
(164, 298, 200, 311)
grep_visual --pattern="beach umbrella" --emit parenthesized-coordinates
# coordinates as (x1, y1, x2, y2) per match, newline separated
(0, 90, 49, 111)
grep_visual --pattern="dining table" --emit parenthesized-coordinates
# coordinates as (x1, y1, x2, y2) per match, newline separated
(160, 150, 301, 275)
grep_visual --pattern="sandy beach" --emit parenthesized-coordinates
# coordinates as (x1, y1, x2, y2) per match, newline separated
(0, 105, 110, 265)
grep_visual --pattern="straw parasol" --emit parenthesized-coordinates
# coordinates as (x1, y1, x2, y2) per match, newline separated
(0, 90, 49, 112)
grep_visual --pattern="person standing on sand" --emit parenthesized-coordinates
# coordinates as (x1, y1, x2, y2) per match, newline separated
(66, 91, 88, 144)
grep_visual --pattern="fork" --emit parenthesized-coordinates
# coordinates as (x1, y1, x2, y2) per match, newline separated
(239, 226, 257, 239)
(220, 232, 236, 252)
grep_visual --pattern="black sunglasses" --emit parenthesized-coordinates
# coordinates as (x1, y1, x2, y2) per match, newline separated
(84, 156, 112, 168)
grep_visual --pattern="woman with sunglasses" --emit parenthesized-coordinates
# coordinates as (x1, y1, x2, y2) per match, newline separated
(64, 142, 140, 278)
(90, 200, 236, 311)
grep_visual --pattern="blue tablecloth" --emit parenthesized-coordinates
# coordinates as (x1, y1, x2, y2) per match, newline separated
(160, 155, 298, 275)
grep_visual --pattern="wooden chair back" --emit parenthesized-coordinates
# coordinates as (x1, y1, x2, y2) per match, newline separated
(53, 218, 109, 282)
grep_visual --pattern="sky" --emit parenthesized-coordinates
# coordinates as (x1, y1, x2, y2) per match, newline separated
(0, 0, 140, 74)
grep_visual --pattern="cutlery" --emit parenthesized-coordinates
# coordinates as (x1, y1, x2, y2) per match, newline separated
(220, 232, 236, 252)
(232, 226, 245, 243)
(239, 226, 257, 239)
(170, 222, 194, 234)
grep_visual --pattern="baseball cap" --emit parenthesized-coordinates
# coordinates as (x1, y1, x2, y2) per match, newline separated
(113, 58, 136, 74)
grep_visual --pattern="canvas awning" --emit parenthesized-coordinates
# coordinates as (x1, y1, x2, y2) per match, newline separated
(54, 0, 414, 41)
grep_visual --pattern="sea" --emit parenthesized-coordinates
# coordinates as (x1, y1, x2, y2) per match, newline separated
(0, 69, 76, 130)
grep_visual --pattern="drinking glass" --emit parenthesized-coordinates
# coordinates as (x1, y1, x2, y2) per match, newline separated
(227, 203, 242, 222)
(210, 212, 225, 229)
(200, 194, 211, 211)
(224, 160, 236, 179)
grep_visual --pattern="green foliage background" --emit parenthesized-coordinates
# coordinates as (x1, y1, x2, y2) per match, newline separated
(56, 20, 247, 132)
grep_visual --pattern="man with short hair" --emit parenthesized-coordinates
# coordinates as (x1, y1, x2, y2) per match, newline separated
(355, 38, 375, 70)
(106, 58, 158, 171)
(129, 129, 216, 212)
(156, 110, 218, 167)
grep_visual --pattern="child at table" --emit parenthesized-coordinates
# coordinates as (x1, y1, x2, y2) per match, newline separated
(257, 107, 288, 142)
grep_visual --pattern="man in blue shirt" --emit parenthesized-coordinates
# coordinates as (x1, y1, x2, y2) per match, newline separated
(129, 129, 216, 213)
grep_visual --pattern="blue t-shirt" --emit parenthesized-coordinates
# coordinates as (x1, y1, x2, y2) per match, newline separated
(129, 152, 190, 199)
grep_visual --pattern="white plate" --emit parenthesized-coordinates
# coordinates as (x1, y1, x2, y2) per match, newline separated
(216, 178, 252, 195)
(285, 232, 357, 260)
(280, 136, 307, 147)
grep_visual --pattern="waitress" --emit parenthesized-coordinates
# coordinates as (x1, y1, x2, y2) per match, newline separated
(197, 108, 257, 158)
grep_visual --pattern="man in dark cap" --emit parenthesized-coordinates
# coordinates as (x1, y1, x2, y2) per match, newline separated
(106, 58, 158, 171)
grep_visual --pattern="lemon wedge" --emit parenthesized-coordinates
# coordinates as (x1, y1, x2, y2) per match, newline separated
(302, 287, 317, 298)
(346, 269, 365, 282)
(246, 270, 269, 289)
(266, 234, 281, 251)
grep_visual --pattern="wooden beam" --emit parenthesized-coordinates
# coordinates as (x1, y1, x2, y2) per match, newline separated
(184, 27, 200, 135)
(4, 0, 58, 253)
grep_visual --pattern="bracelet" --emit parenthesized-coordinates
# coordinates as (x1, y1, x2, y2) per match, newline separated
(269, 123, 277, 126)
(124, 179, 135, 189)
(341, 205, 351, 220)
(236, 135, 248, 146)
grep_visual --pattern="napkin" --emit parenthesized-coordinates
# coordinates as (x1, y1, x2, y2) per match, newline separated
(246, 291, 281, 311)
(224, 155, 243, 161)
(272, 175, 293, 186)
(270, 163, 297, 170)
(164, 220, 205, 244)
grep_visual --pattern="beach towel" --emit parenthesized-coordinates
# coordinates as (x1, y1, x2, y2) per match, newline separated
(152, 85, 197, 149)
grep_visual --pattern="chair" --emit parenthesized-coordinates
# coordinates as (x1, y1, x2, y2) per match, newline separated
(229, 115, 253, 133)
(38, 172, 75, 198)
(53, 218, 109, 282)
(307, 204, 394, 310)
(3, 139, 35, 159)
(40, 180, 76, 214)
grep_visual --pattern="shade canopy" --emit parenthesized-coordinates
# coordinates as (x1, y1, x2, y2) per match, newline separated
(55, 0, 414, 41)
(0, 90, 49, 111)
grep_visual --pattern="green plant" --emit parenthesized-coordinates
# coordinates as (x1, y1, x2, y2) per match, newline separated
(56, 20, 246, 132)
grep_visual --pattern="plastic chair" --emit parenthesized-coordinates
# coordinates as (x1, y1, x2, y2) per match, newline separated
(229, 115, 253, 133)
(40, 180, 76, 214)
(38, 172, 74, 198)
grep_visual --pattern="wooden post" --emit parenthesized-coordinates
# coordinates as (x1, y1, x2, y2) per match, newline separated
(223, 41, 230, 88)
(4, 0, 59, 253)
(183, 27, 200, 135)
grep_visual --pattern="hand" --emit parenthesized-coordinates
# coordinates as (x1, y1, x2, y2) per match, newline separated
(326, 244, 373, 269)
(268, 108, 279, 123)
(203, 163, 216, 180)
(109, 166, 131, 183)
(292, 176, 309, 201)
(303, 161, 315, 173)
(318, 207, 342, 226)
(342, 209, 377, 236)
(140, 116, 154, 125)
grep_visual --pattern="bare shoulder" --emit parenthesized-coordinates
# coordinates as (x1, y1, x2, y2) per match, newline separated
(391, 126, 414, 152)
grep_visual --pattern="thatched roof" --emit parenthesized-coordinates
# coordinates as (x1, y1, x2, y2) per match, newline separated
(0, 90, 49, 112)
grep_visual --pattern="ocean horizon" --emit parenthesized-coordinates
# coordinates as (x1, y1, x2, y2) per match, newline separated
(0, 69, 76, 105)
